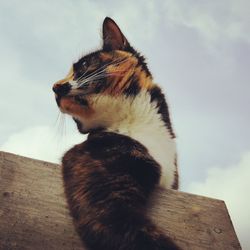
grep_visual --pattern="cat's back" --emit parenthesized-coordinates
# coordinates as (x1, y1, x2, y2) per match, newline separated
(62, 131, 161, 203)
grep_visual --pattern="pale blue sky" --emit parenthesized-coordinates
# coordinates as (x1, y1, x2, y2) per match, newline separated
(0, 0, 249, 248)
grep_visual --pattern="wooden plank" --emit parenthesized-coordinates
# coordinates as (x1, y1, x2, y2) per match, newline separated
(0, 151, 241, 250)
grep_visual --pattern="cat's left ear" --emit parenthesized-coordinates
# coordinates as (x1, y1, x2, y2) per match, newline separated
(102, 17, 129, 51)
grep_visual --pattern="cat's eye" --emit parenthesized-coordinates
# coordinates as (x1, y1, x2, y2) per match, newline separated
(81, 61, 88, 70)
(73, 60, 88, 72)
(73, 61, 88, 80)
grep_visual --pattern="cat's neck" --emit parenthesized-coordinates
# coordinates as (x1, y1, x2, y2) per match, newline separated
(89, 90, 161, 133)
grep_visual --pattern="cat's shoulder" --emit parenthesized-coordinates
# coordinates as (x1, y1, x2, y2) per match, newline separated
(64, 131, 150, 161)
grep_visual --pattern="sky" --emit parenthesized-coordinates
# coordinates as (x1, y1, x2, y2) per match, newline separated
(0, 0, 249, 248)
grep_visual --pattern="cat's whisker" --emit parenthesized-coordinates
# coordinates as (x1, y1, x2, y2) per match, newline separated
(77, 61, 113, 82)
(77, 63, 114, 83)
(77, 61, 132, 86)
(53, 111, 61, 127)
(51, 111, 65, 145)
(78, 67, 135, 87)
(51, 111, 63, 143)
(63, 114, 67, 139)
(77, 71, 111, 86)
(76, 65, 91, 81)
(58, 112, 65, 138)
(77, 57, 131, 83)
(78, 72, 128, 87)
(78, 71, 107, 85)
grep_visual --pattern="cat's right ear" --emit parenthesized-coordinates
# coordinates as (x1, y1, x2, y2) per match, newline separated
(102, 17, 129, 51)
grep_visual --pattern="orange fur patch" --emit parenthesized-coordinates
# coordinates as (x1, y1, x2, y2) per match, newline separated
(100, 52, 113, 61)
(100, 51, 154, 95)
(135, 66, 153, 90)
(104, 54, 136, 95)
(60, 97, 94, 118)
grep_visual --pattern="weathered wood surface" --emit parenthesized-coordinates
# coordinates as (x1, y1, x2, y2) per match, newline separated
(0, 151, 241, 250)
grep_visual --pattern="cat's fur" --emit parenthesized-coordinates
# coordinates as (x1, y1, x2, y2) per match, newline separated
(53, 17, 180, 250)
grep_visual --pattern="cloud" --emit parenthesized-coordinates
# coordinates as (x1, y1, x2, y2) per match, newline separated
(187, 151, 250, 249)
(0, 124, 85, 163)
(163, 0, 250, 45)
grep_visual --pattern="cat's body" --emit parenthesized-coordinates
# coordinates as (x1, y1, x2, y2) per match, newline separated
(53, 17, 180, 250)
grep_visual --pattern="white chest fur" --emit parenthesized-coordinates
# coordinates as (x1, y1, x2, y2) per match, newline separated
(129, 126, 176, 188)
(116, 116, 176, 188)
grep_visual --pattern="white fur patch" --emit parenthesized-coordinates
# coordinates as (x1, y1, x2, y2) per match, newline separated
(76, 91, 177, 188)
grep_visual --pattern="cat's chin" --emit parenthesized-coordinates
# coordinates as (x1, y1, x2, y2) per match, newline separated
(72, 117, 104, 134)
(73, 118, 88, 134)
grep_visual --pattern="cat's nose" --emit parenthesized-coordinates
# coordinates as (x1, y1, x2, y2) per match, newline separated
(52, 82, 71, 97)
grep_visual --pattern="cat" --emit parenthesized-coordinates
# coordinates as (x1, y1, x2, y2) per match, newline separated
(53, 17, 180, 250)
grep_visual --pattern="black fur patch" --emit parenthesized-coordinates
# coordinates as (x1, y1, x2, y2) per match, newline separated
(123, 75, 141, 97)
(93, 77, 109, 94)
(149, 86, 176, 138)
(171, 154, 179, 190)
(73, 50, 103, 80)
(53, 82, 71, 97)
(126, 45, 152, 77)
(74, 96, 88, 106)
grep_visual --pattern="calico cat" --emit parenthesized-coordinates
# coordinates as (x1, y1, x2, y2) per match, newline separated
(53, 17, 180, 250)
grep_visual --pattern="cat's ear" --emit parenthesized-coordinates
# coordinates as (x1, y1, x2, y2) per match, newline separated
(102, 17, 129, 51)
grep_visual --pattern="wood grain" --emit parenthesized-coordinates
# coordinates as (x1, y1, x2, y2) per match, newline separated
(0, 151, 241, 250)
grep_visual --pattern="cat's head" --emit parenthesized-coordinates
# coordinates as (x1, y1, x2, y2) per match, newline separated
(53, 17, 154, 134)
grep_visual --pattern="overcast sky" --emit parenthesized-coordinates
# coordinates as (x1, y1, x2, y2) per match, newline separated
(0, 0, 249, 248)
